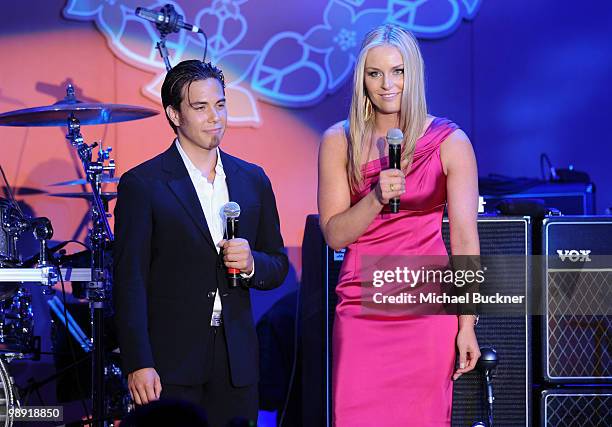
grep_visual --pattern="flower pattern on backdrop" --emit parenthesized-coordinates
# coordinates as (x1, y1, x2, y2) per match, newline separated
(64, 0, 481, 126)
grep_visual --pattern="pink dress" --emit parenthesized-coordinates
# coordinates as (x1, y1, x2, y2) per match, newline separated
(332, 117, 459, 426)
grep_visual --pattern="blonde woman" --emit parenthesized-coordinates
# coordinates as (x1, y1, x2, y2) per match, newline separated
(318, 24, 481, 426)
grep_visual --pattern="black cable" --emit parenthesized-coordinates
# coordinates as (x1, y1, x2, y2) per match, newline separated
(61, 239, 91, 251)
(0, 163, 25, 219)
(202, 31, 208, 63)
(22, 239, 91, 267)
(540, 153, 555, 181)
(34, 386, 44, 406)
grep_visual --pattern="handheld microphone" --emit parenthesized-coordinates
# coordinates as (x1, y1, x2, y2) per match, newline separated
(386, 128, 403, 213)
(135, 5, 203, 34)
(222, 202, 241, 288)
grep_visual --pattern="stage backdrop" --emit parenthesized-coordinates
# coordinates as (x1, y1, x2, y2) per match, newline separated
(1, 0, 611, 321)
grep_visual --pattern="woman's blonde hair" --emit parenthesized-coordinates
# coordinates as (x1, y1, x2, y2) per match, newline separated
(347, 24, 427, 191)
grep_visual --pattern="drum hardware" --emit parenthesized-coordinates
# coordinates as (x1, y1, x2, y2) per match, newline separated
(0, 287, 39, 359)
(0, 85, 158, 127)
(49, 192, 118, 215)
(64, 93, 115, 427)
(54, 246, 112, 300)
(17, 295, 128, 422)
(0, 84, 157, 425)
(0, 266, 91, 365)
(16, 353, 130, 425)
(0, 198, 23, 267)
(48, 296, 92, 352)
(42, 300, 130, 424)
(0, 169, 31, 268)
(19, 239, 90, 269)
(0, 356, 19, 427)
(50, 192, 118, 202)
(0, 268, 92, 283)
(50, 176, 120, 187)
(30, 217, 56, 295)
(17, 352, 90, 404)
(1, 186, 46, 196)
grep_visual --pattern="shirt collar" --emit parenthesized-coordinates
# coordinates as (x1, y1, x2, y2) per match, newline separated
(175, 139, 225, 179)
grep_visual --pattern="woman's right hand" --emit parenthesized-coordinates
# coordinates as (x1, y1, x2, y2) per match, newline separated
(374, 168, 406, 206)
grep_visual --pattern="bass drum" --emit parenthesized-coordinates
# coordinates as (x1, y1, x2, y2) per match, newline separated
(0, 356, 18, 426)
(0, 287, 35, 355)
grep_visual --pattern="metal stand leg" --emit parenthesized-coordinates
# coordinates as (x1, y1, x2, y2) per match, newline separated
(65, 100, 115, 426)
(92, 303, 105, 427)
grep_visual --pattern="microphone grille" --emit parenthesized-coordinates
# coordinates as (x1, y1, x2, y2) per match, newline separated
(222, 202, 241, 218)
(386, 128, 403, 145)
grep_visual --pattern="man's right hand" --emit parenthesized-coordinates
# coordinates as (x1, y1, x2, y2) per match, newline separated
(128, 367, 162, 405)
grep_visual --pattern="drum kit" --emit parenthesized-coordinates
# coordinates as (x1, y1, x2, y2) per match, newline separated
(0, 85, 158, 426)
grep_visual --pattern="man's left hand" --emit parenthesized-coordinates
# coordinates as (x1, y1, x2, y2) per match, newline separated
(219, 238, 254, 275)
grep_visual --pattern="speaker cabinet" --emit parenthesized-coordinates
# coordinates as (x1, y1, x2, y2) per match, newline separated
(540, 389, 611, 426)
(301, 215, 532, 426)
(482, 182, 595, 215)
(446, 216, 532, 427)
(539, 216, 612, 383)
(300, 215, 341, 427)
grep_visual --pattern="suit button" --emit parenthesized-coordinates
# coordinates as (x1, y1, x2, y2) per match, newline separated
(207, 291, 216, 298)
(258, 280, 265, 286)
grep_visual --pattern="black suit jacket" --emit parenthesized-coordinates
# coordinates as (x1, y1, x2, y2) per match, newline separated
(113, 143, 289, 386)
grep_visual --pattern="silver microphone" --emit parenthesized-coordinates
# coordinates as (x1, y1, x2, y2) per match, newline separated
(222, 202, 241, 288)
(135, 6, 203, 34)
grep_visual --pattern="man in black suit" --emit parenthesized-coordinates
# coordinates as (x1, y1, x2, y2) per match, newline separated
(113, 60, 288, 426)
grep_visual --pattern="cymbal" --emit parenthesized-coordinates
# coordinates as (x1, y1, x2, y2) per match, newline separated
(50, 192, 117, 201)
(1, 186, 47, 196)
(50, 176, 120, 187)
(0, 100, 159, 127)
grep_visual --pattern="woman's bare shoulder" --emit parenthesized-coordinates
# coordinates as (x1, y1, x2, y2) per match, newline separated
(323, 120, 348, 141)
(320, 120, 350, 168)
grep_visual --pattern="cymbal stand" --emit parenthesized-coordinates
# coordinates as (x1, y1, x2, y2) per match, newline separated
(66, 105, 115, 427)
(31, 217, 57, 296)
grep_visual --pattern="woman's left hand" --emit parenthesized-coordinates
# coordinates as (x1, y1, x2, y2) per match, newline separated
(453, 325, 481, 380)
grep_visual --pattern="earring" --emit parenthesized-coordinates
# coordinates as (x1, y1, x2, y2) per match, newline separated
(364, 99, 373, 121)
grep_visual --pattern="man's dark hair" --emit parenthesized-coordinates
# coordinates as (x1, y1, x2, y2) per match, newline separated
(161, 60, 226, 134)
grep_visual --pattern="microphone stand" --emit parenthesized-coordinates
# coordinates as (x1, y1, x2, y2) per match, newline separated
(472, 346, 498, 427)
(482, 367, 495, 427)
(157, 37, 172, 72)
(151, 4, 183, 71)
(143, 3, 209, 70)
(65, 84, 115, 427)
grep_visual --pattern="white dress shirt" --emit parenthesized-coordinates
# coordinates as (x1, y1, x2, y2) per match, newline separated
(175, 140, 228, 325)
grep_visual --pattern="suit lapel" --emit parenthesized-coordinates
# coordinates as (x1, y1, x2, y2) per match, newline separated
(220, 150, 247, 209)
(162, 143, 216, 249)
